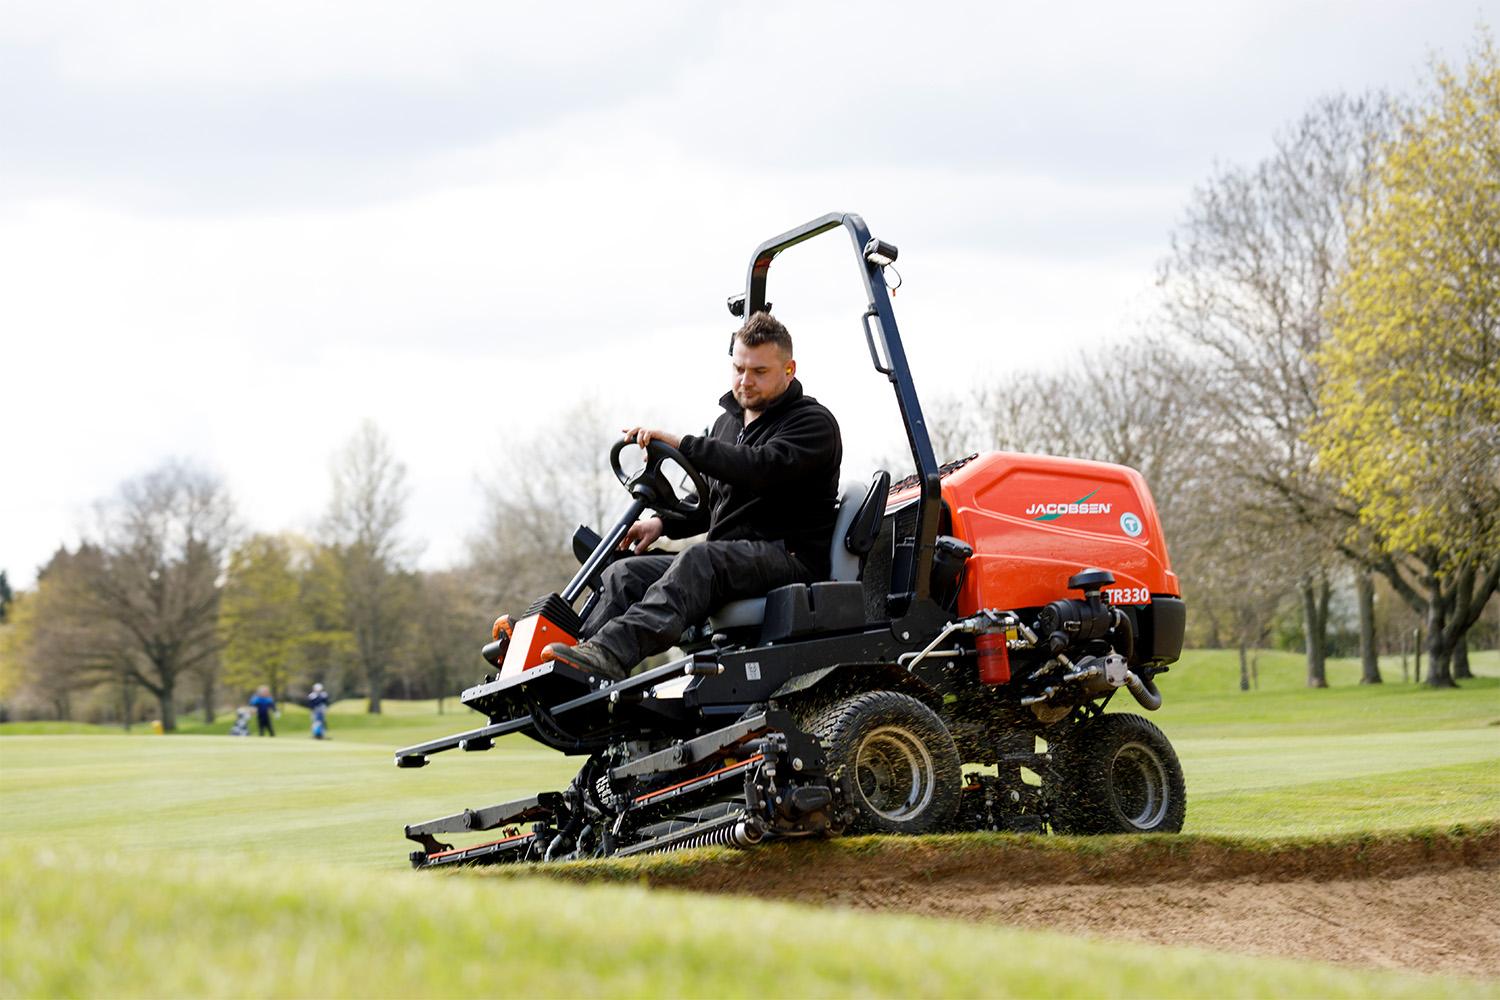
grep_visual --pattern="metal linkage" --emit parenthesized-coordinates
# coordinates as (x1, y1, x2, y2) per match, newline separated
(1021, 651, 1163, 713)
(628, 755, 767, 812)
(394, 713, 537, 768)
(609, 713, 770, 781)
(393, 654, 700, 765)
(414, 830, 539, 869)
(899, 609, 1031, 671)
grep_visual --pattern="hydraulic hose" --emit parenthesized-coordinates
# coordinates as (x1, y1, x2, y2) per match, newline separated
(525, 692, 608, 754)
(1124, 669, 1163, 711)
(1111, 608, 1136, 663)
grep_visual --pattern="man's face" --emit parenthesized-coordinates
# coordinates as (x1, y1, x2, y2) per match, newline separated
(731, 340, 795, 412)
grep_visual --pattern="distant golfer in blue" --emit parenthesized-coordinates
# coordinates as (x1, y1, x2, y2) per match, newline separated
(250, 686, 276, 737)
(307, 683, 330, 740)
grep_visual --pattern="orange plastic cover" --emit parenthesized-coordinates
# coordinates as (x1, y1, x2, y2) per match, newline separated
(897, 452, 1180, 613)
(499, 613, 577, 681)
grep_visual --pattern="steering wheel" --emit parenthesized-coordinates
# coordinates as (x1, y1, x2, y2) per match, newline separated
(609, 437, 710, 518)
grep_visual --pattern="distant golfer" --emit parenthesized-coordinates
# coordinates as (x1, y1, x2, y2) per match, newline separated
(307, 683, 330, 740)
(249, 686, 276, 737)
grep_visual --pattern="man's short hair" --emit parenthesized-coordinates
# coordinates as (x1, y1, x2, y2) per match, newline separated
(734, 311, 793, 358)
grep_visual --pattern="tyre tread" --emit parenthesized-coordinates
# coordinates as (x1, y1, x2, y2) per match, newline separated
(808, 689, 961, 834)
(1051, 712, 1186, 835)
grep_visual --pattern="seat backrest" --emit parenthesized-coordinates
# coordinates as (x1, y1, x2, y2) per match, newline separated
(828, 473, 888, 581)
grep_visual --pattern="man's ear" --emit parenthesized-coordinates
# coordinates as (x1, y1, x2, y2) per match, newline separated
(786, 358, 797, 377)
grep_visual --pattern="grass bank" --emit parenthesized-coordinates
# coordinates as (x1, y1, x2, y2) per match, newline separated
(2, 840, 1489, 999)
(518, 822, 1498, 889)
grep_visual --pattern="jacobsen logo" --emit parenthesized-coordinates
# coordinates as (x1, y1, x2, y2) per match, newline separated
(1026, 489, 1112, 521)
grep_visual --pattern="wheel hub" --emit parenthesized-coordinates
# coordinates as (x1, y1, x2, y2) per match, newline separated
(1109, 740, 1171, 828)
(854, 725, 936, 821)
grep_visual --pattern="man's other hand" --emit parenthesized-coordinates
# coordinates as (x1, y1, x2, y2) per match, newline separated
(620, 516, 665, 553)
(622, 427, 682, 450)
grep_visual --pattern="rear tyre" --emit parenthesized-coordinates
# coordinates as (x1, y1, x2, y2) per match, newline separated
(1050, 713, 1186, 834)
(809, 690, 961, 834)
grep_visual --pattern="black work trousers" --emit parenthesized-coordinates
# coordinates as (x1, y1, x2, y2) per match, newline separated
(582, 540, 811, 667)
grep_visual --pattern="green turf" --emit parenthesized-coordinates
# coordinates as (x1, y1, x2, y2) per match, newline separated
(0, 732, 579, 868)
(1189, 758, 1500, 836)
(0, 720, 122, 735)
(7, 840, 1488, 1000)
(0, 698, 475, 742)
(168, 698, 477, 743)
(1163, 646, 1500, 696)
(2, 651, 1497, 997)
(1133, 649, 1500, 742)
(1132, 648, 1500, 835)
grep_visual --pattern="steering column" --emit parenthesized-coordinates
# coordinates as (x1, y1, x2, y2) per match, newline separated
(560, 439, 709, 603)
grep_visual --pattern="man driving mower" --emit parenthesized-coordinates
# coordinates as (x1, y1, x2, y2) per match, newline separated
(542, 311, 843, 681)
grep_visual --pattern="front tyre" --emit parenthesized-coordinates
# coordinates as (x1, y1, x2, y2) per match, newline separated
(810, 690, 961, 834)
(1051, 713, 1186, 834)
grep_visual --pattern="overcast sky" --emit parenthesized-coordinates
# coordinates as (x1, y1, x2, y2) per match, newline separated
(1, 1, 1488, 589)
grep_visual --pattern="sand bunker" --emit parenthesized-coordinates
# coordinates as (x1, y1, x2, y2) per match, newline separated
(585, 830, 1500, 977)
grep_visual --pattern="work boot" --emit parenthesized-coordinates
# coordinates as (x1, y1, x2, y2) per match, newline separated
(542, 641, 629, 682)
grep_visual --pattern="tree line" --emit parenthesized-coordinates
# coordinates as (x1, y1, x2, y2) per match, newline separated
(923, 37, 1498, 688)
(1, 37, 1495, 724)
(0, 407, 620, 729)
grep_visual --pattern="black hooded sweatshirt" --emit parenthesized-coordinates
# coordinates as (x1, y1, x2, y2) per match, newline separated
(663, 379, 842, 579)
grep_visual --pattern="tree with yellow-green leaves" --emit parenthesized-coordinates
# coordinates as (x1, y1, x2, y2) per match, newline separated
(220, 534, 308, 702)
(0, 589, 35, 715)
(1312, 36, 1500, 687)
(1, 547, 132, 722)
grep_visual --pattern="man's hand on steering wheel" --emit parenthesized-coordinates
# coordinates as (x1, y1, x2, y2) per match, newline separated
(621, 427, 681, 451)
(609, 434, 707, 522)
(619, 516, 664, 553)
(616, 428, 682, 552)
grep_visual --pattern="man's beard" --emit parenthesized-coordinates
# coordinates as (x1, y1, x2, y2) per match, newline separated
(736, 383, 786, 413)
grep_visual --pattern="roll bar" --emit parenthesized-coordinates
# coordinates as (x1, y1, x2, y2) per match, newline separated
(729, 212, 942, 610)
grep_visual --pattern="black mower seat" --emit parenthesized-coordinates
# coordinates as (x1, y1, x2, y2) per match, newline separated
(706, 474, 887, 632)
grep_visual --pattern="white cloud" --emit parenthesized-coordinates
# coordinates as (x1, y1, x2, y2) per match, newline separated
(5, 0, 705, 88)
